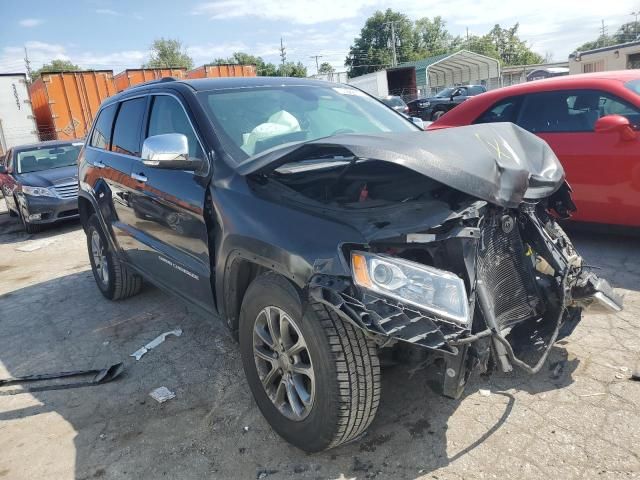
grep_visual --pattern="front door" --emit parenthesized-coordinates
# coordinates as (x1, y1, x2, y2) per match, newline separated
(126, 93, 214, 311)
(516, 89, 640, 226)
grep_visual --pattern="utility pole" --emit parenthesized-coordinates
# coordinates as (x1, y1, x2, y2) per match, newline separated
(599, 20, 608, 47)
(466, 27, 469, 43)
(384, 21, 398, 67)
(310, 55, 323, 74)
(280, 37, 287, 77)
(24, 46, 32, 83)
(632, 10, 639, 39)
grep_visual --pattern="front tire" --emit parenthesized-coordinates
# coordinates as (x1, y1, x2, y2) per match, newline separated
(432, 109, 446, 121)
(19, 205, 43, 234)
(239, 273, 381, 452)
(86, 214, 142, 300)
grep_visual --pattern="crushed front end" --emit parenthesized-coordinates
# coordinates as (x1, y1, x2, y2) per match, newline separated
(309, 185, 623, 399)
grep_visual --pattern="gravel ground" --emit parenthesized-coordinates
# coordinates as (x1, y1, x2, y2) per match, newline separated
(0, 207, 639, 480)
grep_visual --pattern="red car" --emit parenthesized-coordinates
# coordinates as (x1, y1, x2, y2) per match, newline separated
(428, 71, 640, 227)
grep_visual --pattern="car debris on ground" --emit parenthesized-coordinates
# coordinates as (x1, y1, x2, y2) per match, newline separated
(130, 328, 183, 360)
(149, 386, 176, 403)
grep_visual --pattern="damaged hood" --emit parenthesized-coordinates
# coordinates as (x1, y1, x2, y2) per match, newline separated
(237, 122, 565, 208)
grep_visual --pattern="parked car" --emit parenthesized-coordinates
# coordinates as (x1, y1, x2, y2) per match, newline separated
(428, 71, 640, 227)
(78, 77, 620, 452)
(0, 140, 82, 233)
(407, 85, 487, 120)
(380, 95, 409, 114)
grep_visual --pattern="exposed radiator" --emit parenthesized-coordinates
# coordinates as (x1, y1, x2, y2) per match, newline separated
(477, 214, 541, 330)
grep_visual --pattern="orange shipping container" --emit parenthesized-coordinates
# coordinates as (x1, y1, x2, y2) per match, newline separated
(114, 68, 187, 92)
(29, 70, 116, 141)
(186, 64, 257, 79)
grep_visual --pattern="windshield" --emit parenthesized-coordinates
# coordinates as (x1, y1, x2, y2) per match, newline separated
(17, 143, 82, 174)
(435, 87, 455, 98)
(625, 79, 640, 96)
(197, 84, 416, 161)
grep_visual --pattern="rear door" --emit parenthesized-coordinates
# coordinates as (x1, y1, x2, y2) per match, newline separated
(515, 89, 640, 226)
(126, 93, 214, 311)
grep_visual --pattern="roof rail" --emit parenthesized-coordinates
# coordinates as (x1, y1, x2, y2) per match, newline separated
(126, 77, 178, 90)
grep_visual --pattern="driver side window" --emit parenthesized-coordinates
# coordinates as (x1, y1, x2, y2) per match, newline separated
(147, 96, 204, 160)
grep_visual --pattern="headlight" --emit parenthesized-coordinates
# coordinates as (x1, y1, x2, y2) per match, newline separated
(351, 251, 469, 324)
(22, 185, 58, 197)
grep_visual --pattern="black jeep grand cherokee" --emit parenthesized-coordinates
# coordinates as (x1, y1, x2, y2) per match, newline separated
(78, 77, 622, 452)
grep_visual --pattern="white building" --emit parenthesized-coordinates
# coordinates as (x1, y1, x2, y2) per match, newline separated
(501, 62, 569, 86)
(569, 40, 640, 74)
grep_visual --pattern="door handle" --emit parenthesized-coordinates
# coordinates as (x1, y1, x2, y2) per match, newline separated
(131, 172, 148, 183)
(94, 160, 106, 169)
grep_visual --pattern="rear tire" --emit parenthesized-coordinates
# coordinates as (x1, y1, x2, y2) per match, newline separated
(239, 273, 381, 452)
(86, 214, 142, 300)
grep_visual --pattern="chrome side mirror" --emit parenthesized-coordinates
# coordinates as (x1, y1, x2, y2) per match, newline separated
(141, 134, 201, 170)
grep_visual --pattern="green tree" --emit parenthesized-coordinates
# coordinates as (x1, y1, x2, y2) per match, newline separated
(614, 21, 640, 43)
(32, 59, 81, 81)
(318, 62, 335, 74)
(466, 24, 542, 65)
(278, 61, 307, 77)
(144, 38, 193, 69)
(575, 21, 640, 52)
(413, 16, 460, 57)
(212, 52, 279, 76)
(345, 9, 418, 78)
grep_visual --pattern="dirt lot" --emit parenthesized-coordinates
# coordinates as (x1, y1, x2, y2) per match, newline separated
(0, 207, 639, 480)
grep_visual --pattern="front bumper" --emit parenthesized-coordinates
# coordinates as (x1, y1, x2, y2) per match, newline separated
(21, 194, 79, 224)
(309, 205, 622, 398)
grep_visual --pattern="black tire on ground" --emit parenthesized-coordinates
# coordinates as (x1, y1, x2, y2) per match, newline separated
(432, 110, 446, 121)
(86, 214, 142, 300)
(239, 272, 381, 452)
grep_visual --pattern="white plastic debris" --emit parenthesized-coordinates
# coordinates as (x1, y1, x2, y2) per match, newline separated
(15, 239, 55, 252)
(478, 389, 491, 397)
(149, 386, 176, 403)
(130, 328, 182, 360)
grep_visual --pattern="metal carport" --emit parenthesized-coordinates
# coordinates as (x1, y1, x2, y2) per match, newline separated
(400, 50, 501, 97)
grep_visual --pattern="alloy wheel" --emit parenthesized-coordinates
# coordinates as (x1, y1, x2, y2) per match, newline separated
(91, 230, 109, 285)
(252, 306, 315, 421)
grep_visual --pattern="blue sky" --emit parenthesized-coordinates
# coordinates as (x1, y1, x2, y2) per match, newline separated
(1, 0, 638, 75)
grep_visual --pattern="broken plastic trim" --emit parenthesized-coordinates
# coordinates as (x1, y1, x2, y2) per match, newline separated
(0, 363, 124, 395)
(309, 274, 465, 354)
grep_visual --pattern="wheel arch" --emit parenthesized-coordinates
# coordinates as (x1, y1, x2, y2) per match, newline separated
(222, 252, 302, 338)
(78, 195, 94, 231)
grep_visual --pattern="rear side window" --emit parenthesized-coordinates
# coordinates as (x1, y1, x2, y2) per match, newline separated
(111, 98, 147, 157)
(90, 104, 117, 150)
(468, 86, 485, 95)
(475, 96, 522, 124)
